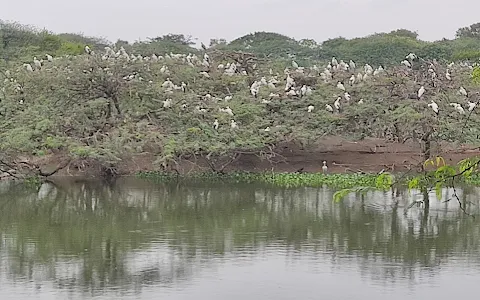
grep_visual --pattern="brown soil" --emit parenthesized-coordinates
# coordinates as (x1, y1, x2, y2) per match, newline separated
(22, 137, 480, 177)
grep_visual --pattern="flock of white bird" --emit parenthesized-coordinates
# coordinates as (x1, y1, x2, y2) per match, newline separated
(2, 45, 479, 134)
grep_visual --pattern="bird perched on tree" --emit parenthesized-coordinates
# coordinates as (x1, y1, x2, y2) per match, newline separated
(428, 100, 439, 115)
(418, 86, 425, 99)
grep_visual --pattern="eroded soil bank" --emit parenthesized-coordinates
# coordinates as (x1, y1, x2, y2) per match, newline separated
(14, 137, 480, 178)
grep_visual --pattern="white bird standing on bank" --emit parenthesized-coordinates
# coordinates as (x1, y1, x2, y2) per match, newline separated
(46, 54, 53, 62)
(344, 92, 351, 101)
(428, 100, 439, 114)
(459, 86, 468, 97)
(84, 45, 92, 54)
(230, 120, 238, 129)
(213, 119, 219, 130)
(336, 82, 345, 91)
(322, 161, 328, 173)
(307, 105, 314, 112)
(418, 86, 425, 99)
(325, 104, 334, 112)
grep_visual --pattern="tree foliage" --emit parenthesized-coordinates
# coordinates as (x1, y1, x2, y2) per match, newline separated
(456, 22, 480, 39)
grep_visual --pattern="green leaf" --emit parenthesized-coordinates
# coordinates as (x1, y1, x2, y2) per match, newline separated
(333, 189, 353, 202)
(435, 182, 443, 200)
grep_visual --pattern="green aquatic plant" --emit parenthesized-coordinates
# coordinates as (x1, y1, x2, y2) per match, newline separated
(137, 171, 384, 189)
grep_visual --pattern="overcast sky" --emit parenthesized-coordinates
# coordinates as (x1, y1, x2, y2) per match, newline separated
(1, 0, 479, 45)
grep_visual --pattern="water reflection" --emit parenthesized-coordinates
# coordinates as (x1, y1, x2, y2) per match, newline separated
(0, 177, 479, 299)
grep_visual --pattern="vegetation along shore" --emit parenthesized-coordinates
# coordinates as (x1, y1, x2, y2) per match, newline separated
(1, 20, 480, 188)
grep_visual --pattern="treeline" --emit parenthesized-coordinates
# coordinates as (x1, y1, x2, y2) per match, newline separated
(1, 20, 480, 66)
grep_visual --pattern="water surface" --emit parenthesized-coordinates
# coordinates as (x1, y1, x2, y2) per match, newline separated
(0, 178, 479, 299)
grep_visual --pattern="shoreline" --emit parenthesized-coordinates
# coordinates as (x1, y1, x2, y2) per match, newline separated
(6, 137, 479, 182)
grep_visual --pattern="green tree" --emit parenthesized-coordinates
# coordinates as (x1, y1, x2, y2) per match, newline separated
(150, 34, 196, 45)
(209, 38, 227, 48)
(456, 22, 480, 39)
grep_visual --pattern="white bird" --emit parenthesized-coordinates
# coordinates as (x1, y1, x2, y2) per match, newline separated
(349, 75, 356, 85)
(264, 127, 271, 132)
(468, 101, 477, 112)
(358, 99, 364, 104)
(33, 57, 41, 69)
(356, 73, 363, 82)
(325, 104, 334, 112)
(307, 105, 314, 112)
(459, 86, 468, 97)
(250, 82, 260, 97)
(213, 119, 219, 130)
(427, 100, 439, 114)
(401, 60, 412, 68)
(445, 69, 452, 80)
(349, 60, 356, 70)
(300, 85, 308, 97)
(224, 95, 233, 101)
(344, 92, 351, 101)
(334, 97, 341, 110)
(418, 86, 425, 99)
(285, 74, 295, 91)
(221, 107, 234, 116)
(322, 161, 328, 174)
(269, 93, 280, 99)
(292, 61, 299, 68)
(286, 89, 297, 96)
(336, 82, 345, 91)
(450, 103, 465, 114)
(406, 53, 417, 61)
(23, 63, 33, 72)
(162, 99, 172, 108)
(84, 45, 92, 54)
(46, 54, 53, 62)
(230, 120, 238, 129)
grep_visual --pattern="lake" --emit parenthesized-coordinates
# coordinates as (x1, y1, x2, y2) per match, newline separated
(0, 177, 479, 300)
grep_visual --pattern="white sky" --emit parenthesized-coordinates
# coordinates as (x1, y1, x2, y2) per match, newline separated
(1, 0, 479, 44)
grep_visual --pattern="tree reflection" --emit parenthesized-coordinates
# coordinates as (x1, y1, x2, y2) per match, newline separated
(0, 177, 479, 294)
